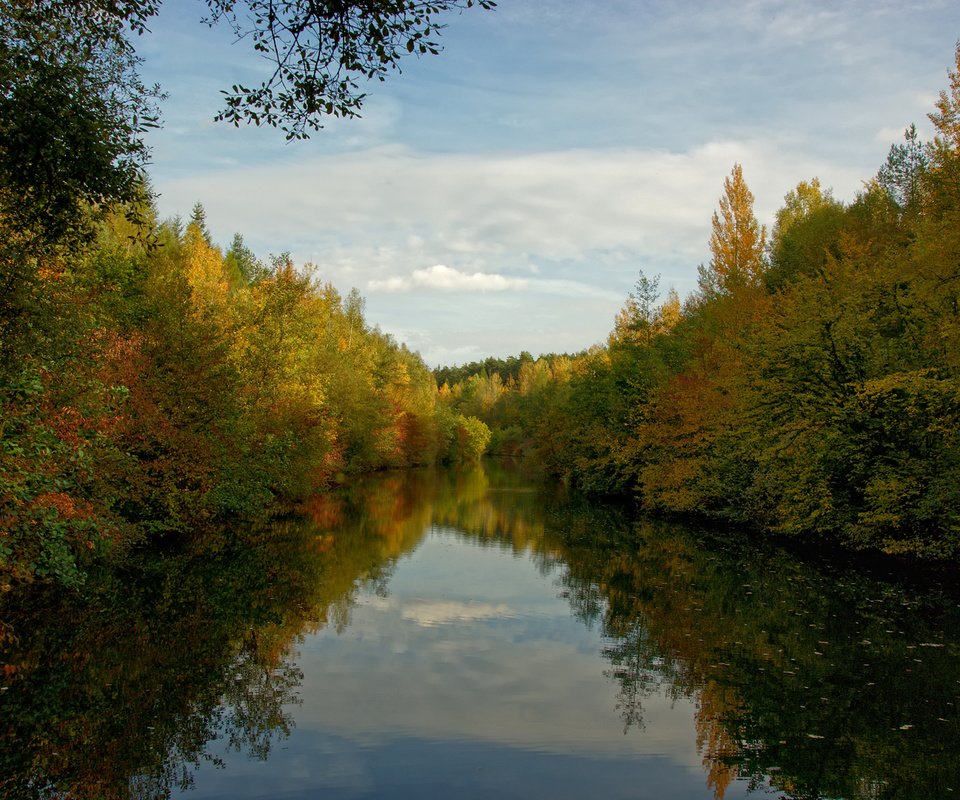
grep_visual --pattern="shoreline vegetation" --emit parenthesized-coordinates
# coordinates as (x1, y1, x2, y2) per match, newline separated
(433, 48, 960, 563)
(2, 17, 960, 587)
(1, 204, 492, 588)
(0, 0, 496, 589)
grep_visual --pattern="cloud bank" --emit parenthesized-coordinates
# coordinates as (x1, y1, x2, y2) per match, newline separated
(154, 141, 865, 363)
(400, 599, 516, 627)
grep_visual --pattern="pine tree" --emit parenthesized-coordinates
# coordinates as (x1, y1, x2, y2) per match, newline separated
(189, 201, 213, 246)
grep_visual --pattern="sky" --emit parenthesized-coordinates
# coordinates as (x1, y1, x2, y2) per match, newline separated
(137, 0, 959, 366)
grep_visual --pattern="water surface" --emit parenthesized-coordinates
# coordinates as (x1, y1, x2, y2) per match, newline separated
(2, 462, 958, 799)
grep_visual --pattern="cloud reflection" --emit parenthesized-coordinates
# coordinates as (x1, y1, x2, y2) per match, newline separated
(400, 600, 516, 627)
(296, 534, 700, 764)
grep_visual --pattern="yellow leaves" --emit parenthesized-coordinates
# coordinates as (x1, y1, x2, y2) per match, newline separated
(183, 228, 229, 309)
(656, 288, 682, 334)
(517, 359, 552, 397)
(610, 296, 641, 345)
(610, 293, 682, 345)
(708, 163, 767, 291)
(697, 681, 743, 800)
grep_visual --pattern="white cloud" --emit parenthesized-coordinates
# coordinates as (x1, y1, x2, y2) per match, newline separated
(159, 140, 865, 289)
(368, 264, 528, 293)
(367, 266, 622, 302)
(875, 126, 909, 145)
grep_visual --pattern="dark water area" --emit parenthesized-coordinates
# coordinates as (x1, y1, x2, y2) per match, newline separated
(2, 461, 959, 799)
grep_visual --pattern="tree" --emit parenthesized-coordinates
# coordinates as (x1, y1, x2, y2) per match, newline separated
(877, 125, 928, 212)
(925, 43, 960, 223)
(611, 271, 660, 347)
(2, 0, 496, 182)
(190, 201, 213, 246)
(765, 178, 845, 290)
(0, 0, 496, 261)
(224, 232, 266, 285)
(0, 1, 162, 240)
(450, 413, 491, 462)
(704, 164, 766, 293)
(929, 43, 960, 151)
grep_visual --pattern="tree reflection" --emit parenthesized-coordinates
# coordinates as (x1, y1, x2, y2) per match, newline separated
(419, 461, 960, 800)
(3, 462, 958, 799)
(553, 516, 960, 799)
(0, 468, 436, 800)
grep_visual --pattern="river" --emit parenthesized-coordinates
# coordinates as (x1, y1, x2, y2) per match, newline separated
(1, 461, 958, 799)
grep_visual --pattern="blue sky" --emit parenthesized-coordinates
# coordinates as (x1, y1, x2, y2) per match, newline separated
(138, 0, 958, 366)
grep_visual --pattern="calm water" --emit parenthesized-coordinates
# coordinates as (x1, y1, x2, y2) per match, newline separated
(2, 462, 959, 799)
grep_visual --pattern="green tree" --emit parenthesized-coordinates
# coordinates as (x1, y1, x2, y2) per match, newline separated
(611, 271, 661, 347)
(190, 201, 213, 246)
(0, 2, 162, 240)
(765, 178, 845, 290)
(224, 232, 266, 286)
(449, 414, 491, 462)
(877, 124, 929, 212)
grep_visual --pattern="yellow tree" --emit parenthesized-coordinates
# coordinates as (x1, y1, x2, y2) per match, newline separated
(704, 163, 767, 293)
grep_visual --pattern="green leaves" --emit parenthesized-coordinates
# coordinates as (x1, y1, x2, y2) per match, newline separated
(205, 0, 495, 138)
(0, 2, 163, 243)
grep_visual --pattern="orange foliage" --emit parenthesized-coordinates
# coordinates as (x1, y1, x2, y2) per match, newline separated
(302, 493, 345, 529)
(30, 492, 94, 521)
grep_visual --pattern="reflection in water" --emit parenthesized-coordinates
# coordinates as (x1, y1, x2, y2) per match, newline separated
(1, 461, 958, 799)
(0, 522, 321, 800)
(558, 521, 960, 799)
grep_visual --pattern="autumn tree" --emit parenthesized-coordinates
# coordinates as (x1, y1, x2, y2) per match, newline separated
(440, 48, 960, 559)
(702, 163, 766, 294)
(611, 271, 661, 347)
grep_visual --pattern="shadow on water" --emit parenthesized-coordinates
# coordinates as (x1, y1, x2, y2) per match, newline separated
(2, 459, 959, 799)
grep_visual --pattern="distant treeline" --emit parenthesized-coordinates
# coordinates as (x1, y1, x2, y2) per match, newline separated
(438, 47, 960, 560)
(433, 351, 576, 388)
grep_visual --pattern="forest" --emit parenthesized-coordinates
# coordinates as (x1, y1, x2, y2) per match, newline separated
(437, 47, 960, 561)
(0, 0, 502, 588)
(0, 197, 494, 588)
(2, 0, 959, 593)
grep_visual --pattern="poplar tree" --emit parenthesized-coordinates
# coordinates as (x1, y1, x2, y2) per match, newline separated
(706, 164, 766, 292)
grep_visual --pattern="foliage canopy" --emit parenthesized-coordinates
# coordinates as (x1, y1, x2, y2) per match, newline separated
(437, 44, 960, 561)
